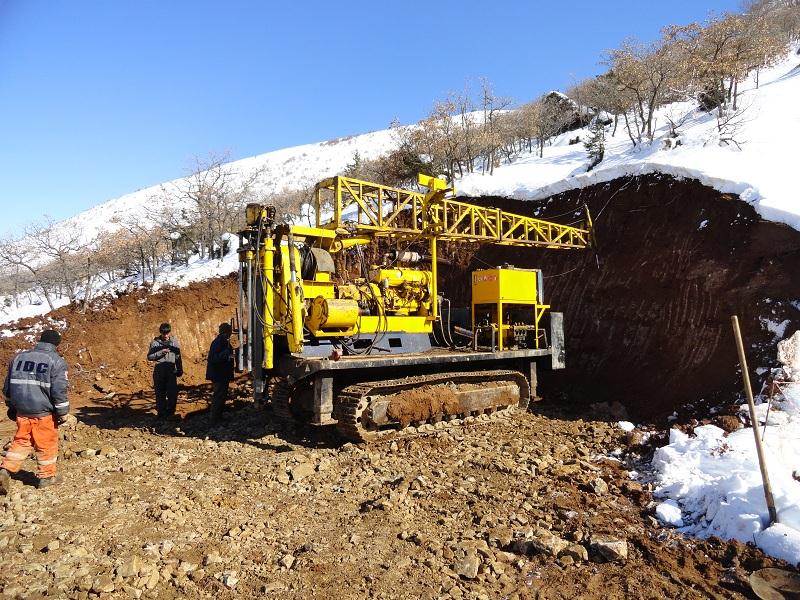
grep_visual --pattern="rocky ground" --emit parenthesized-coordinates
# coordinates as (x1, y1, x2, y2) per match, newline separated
(3, 171, 800, 598)
(0, 396, 790, 600)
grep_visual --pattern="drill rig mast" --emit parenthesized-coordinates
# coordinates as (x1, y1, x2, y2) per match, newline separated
(237, 175, 591, 441)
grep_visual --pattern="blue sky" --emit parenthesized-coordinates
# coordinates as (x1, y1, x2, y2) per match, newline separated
(0, 0, 741, 236)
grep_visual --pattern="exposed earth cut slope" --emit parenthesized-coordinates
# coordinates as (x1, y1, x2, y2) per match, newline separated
(446, 174, 800, 420)
(1, 174, 799, 599)
(3, 174, 798, 424)
(0, 277, 239, 419)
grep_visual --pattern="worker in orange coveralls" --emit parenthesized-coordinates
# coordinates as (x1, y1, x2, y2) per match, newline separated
(0, 329, 70, 493)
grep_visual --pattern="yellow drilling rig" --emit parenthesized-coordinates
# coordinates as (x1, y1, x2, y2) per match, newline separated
(236, 174, 591, 441)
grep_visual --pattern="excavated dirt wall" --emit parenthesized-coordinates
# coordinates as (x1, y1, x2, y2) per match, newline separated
(2, 174, 799, 423)
(0, 276, 239, 405)
(443, 174, 800, 421)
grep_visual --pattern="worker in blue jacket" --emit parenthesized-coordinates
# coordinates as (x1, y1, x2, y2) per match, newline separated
(0, 330, 69, 492)
(206, 322, 235, 424)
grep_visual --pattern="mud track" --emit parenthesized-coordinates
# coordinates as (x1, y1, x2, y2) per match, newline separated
(0, 402, 791, 599)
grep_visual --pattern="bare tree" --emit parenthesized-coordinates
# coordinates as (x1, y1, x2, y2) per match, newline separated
(261, 186, 315, 224)
(518, 96, 575, 158)
(494, 110, 526, 163)
(713, 100, 753, 149)
(24, 218, 85, 300)
(746, 0, 800, 45)
(160, 152, 261, 259)
(479, 78, 513, 174)
(670, 9, 788, 114)
(110, 212, 168, 284)
(453, 88, 483, 174)
(663, 103, 693, 144)
(605, 32, 691, 142)
(0, 235, 57, 310)
(568, 74, 634, 139)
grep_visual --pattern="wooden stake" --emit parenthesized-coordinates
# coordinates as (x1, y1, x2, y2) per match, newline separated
(731, 315, 779, 525)
(762, 381, 773, 443)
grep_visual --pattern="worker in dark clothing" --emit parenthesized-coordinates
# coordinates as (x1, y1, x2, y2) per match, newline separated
(146, 323, 183, 419)
(206, 322, 235, 424)
(0, 329, 70, 492)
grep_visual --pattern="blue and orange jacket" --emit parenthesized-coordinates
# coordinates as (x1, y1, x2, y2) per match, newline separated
(2, 342, 69, 418)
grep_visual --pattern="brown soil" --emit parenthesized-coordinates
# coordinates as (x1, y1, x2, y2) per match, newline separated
(0, 401, 791, 599)
(445, 174, 800, 421)
(0, 275, 240, 432)
(385, 381, 517, 427)
(386, 385, 462, 426)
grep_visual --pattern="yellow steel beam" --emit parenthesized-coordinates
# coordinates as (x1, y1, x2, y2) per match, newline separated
(314, 175, 590, 250)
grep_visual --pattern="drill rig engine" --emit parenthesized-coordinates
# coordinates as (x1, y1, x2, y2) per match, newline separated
(236, 175, 591, 441)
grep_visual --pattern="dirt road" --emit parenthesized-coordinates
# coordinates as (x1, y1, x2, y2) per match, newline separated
(0, 399, 787, 599)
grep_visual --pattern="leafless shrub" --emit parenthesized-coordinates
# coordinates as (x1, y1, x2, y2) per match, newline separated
(713, 101, 753, 150)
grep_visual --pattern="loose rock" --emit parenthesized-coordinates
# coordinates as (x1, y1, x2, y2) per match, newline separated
(590, 536, 628, 562)
(455, 552, 480, 579)
(588, 478, 609, 495)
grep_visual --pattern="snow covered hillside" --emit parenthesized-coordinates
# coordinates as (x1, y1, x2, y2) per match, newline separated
(57, 127, 402, 246)
(51, 48, 800, 253)
(458, 48, 800, 231)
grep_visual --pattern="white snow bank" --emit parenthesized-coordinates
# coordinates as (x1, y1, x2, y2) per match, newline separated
(0, 297, 71, 329)
(457, 49, 800, 231)
(778, 331, 800, 381)
(651, 392, 800, 563)
(757, 523, 800, 565)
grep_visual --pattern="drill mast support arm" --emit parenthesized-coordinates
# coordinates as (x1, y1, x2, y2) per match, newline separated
(314, 174, 591, 249)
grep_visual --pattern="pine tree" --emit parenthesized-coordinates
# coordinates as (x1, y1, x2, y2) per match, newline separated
(583, 119, 605, 171)
(344, 150, 363, 178)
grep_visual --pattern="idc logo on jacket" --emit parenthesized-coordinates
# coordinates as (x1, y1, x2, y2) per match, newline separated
(3, 342, 69, 418)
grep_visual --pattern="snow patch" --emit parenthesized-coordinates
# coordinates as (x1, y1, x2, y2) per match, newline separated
(652, 387, 800, 562)
(761, 317, 792, 340)
(655, 500, 684, 527)
(756, 523, 800, 565)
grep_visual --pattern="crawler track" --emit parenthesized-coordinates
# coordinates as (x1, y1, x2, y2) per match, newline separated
(270, 377, 292, 421)
(334, 369, 530, 442)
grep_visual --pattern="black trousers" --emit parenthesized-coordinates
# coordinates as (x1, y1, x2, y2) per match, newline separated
(211, 380, 229, 420)
(153, 365, 178, 417)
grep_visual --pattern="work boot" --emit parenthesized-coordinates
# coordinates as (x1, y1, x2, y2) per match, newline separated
(37, 474, 62, 490)
(0, 469, 10, 495)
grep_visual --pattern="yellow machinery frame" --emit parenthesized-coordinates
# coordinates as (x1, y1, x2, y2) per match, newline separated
(471, 268, 549, 351)
(244, 175, 591, 371)
(314, 174, 591, 248)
